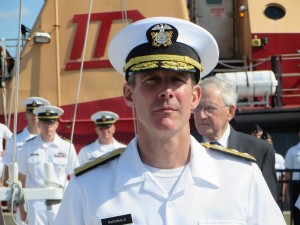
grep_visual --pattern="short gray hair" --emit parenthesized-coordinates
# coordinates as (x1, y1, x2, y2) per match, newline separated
(199, 76, 238, 106)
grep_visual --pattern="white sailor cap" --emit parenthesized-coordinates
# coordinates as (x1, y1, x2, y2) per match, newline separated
(33, 105, 64, 123)
(91, 111, 119, 127)
(108, 17, 219, 83)
(22, 97, 50, 112)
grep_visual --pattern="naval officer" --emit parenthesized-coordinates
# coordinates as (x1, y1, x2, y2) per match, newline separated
(55, 17, 286, 225)
(77, 111, 126, 165)
(18, 105, 79, 225)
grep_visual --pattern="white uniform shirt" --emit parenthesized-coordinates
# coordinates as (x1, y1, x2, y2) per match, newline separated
(3, 127, 36, 225)
(77, 138, 126, 165)
(18, 134, 79, 187)
(275, 152, 285, 180)
(18, 134, 79, 225)
(55, 136, 285, 225)
(0, 123, 13, 176)
(0, 123, 13, 151)
(285, 141, 300, 180)
(3, 126, 37, 165)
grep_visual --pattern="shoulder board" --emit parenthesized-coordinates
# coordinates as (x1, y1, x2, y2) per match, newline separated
(201, 142, 256, 163)
(74, 147, 126, 176)
(25, 136, 37, 143)
(60, 136, 70, 142)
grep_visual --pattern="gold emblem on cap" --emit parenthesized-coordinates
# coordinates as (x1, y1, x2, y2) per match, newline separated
(32, 101, 37, 107)
(151, 24, 173, 47)
(101, 115, 107, 121)
(46, 110, 51, 116)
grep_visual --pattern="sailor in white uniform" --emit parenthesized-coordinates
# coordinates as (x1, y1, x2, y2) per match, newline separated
(0, 123, 12, 181)
(55, 17, 286, 225)
(3, 97, 50, 225)
(3, 97, 50, 180)
(77, 111, 126, 165)
(18, 105, 79, 225)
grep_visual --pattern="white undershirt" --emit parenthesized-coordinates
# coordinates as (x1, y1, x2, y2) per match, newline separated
(144, 164, 186, 195)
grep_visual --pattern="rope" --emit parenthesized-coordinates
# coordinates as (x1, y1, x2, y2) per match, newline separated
(10, 0, 24, 167)
(120, 0, 137, 136)
(8, 180, 28, 225)
(120, 0, 128, 27)
(217, 57, 270, 70)
(63, 0, 94, 190)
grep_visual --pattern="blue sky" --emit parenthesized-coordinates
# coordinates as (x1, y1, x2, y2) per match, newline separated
(0, 0, 44, 57)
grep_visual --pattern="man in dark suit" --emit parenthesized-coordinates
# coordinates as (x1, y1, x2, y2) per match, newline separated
(192, 76, 278, 200)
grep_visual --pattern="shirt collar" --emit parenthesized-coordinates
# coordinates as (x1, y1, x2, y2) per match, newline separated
(114, 136, 221, 192)
(218, 124, 230, 148)
(38, 133, 61, 147)
(203, 123, 230, 148)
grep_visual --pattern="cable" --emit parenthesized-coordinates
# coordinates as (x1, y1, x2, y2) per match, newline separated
(120, 0, 137, 135)
(7, 180, 28, 225)
(120, 0, 128, 27)
(218, 57, 270, 71)
(63, 0, 94, 190)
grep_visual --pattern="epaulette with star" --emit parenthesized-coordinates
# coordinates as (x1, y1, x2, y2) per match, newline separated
(201, 142, 256, 163)
(74, 147, 126, 176)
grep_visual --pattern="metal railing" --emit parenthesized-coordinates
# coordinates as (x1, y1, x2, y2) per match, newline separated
(276, 169, 300, 225)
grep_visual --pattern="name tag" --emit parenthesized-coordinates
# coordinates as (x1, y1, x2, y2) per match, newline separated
(101, 214, 133, 225)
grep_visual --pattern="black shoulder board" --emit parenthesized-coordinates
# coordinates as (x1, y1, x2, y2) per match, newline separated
(74, 147, 126, 176)
(25, 136, 37, 143)
(201, 142, 256, 163)
(60, 136, 70, 142)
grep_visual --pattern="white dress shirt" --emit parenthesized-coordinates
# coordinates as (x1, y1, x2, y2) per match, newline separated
(3, 126, 37, 165)
(18, 134, 79, 225)
(55, 136, 285, 225)
(77, 138, 126, 165)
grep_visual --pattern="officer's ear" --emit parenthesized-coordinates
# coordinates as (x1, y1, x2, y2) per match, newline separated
(123, 84, 134, 107)
(191, 85, 201, 110)
(228, 105, 236, 121)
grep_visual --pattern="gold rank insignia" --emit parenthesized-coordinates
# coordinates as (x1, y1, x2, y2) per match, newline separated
(46, 110, 51, 116)
(150, 24, 173, 47)
(201, 142, 256, 163)
(74, 147, 126, 176)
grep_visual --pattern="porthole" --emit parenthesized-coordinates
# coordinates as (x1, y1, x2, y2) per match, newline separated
(264, 4, 286, 20)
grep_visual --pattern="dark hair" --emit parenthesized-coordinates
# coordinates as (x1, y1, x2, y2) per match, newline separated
(261, 131, 273, 144)
(251, 123, 262, 133)
(261, 132, 272, 140)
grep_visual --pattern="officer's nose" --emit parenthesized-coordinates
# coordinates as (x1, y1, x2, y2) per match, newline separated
(158, 88, 174, 99)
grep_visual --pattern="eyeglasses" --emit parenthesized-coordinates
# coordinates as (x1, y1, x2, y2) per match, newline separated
(194, 104, 228, 116)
